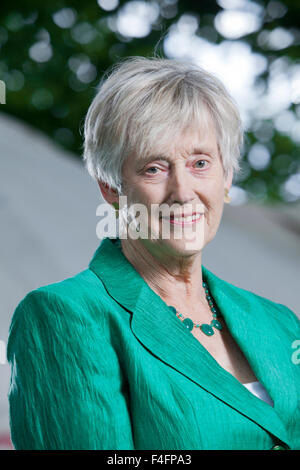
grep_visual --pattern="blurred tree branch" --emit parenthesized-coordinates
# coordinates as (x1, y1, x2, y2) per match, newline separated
(0, 0, 299, 205)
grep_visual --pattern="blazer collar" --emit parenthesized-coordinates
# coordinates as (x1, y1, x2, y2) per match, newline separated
(89, 237, 296, 447)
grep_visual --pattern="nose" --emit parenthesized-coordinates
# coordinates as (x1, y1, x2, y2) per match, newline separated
(167, 164, 197, 205)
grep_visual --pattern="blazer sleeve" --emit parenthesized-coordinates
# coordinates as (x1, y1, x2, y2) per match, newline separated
(6, 289, 135, 450)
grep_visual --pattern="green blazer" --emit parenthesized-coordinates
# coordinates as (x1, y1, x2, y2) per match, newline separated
(7, 237, 300, 450)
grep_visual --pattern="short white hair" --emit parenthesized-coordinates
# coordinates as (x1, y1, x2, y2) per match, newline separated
(83, 56, 243, 195)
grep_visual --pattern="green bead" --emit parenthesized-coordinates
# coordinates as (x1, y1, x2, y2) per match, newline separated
(211, 319, 223, 330)
(200, 324, 214, 336)
(211, 308, 217, 313)
(169, 306, 177, 314)
(182, 318, 194, 331)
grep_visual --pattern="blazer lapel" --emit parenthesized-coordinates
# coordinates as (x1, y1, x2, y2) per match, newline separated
(89, 237, 294, 447)
(204, 268, 298, 424)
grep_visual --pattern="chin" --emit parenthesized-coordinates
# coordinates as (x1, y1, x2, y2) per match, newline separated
(159, 235, 206, 255)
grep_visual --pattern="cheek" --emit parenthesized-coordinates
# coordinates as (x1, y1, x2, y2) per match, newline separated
(138, 184, 165, 205)
(205, 189, 224, 221)
(125, 186, 159, 211)
(213, 193, 225, 214)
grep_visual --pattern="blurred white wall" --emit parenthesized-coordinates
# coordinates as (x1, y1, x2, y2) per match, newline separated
(0, 112, 299, 449)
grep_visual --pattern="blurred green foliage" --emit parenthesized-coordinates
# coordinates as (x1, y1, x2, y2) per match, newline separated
(0, 0, 299, 205)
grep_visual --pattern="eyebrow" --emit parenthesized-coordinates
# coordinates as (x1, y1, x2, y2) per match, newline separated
(136, 148, 213, 169)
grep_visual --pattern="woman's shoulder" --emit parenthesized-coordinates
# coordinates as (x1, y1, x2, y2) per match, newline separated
(17, 267, 105, 305)
(226, 278, 299, 333)
(252, 291, 299, 332)
(207, 267, 299, 334)
(8, 267, 111, 340)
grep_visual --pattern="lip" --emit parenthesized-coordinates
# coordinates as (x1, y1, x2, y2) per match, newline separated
(161, 213, 204, 225)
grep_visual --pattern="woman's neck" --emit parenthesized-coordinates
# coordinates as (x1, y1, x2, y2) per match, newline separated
(120, 237, 207, 308)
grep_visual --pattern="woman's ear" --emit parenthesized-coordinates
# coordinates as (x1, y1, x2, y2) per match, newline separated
(97, 180, 119, 205)
(225, 167, 233, 192)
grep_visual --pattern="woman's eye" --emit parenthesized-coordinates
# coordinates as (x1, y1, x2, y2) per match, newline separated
(145, 166, 159, 174)
(195, 160, 208, 169)
(144, 161, 208, 174)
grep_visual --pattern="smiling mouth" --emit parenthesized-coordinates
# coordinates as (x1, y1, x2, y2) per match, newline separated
(161, 213, 204, 225)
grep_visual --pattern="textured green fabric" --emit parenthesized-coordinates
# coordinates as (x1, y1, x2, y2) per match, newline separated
(7, 237, 300, 450)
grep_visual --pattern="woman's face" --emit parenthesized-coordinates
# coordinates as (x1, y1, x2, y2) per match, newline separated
(121, 116, 233, 257)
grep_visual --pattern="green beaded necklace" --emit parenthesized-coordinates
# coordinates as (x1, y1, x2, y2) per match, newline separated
(168, 281, 223, 336)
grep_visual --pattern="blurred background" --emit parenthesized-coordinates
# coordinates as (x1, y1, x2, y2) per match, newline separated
(0, 0, 299, 450)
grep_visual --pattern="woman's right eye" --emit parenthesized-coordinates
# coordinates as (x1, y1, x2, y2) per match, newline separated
(145, 166, 160, 174)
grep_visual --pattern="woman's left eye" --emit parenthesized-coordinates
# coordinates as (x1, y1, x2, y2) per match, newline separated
(195, 160, 208, 169)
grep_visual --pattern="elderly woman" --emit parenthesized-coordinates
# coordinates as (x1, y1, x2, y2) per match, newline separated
(7, 57, 300, 450)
